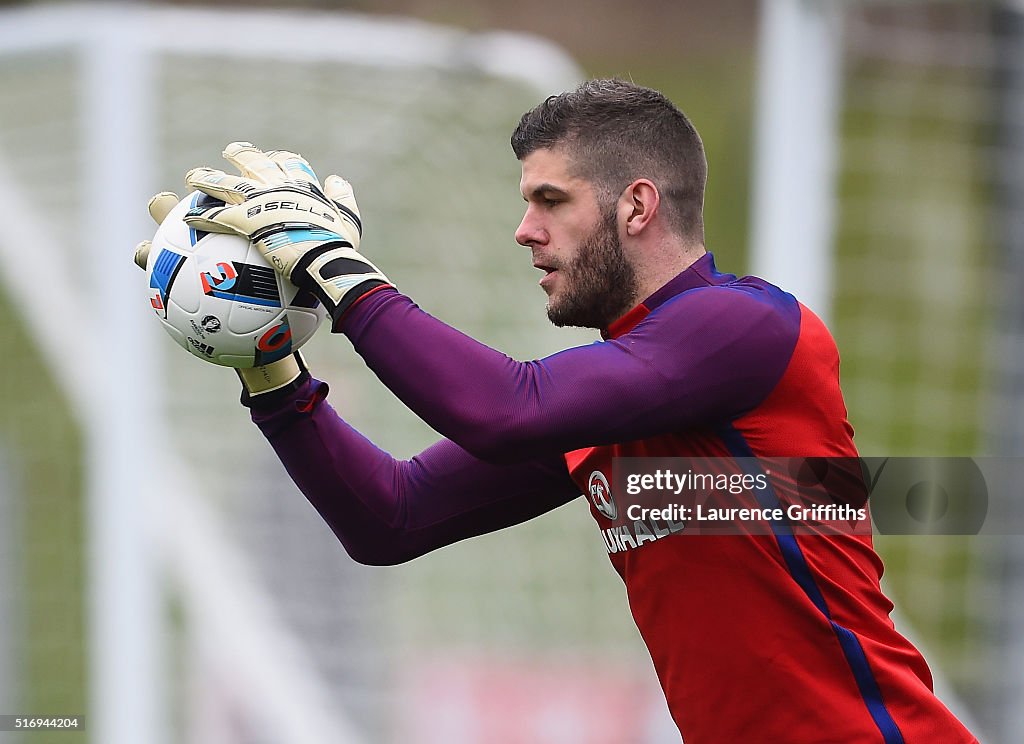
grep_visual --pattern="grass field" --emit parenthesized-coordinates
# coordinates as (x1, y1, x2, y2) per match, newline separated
(0, 286, 86, 739)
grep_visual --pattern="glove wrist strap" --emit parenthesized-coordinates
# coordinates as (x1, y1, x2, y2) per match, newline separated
(237, 352, 309, 408)
(294, 247, 390, 324)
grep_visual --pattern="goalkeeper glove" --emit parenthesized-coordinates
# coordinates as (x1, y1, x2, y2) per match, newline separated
(183, 142, 390, 325)
(134, 187, 309, 405)
(133, 191, 179, 269)
(234, 350, 310, 408)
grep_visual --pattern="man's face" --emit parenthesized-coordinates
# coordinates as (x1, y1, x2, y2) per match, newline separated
(515, 148, 638, 329)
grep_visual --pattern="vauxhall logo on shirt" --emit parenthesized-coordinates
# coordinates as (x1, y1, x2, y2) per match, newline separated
(588, 469, 685, 554)
(588, 470, 617, 519)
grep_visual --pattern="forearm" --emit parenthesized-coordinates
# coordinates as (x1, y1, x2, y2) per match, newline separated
(250, 377, 580, 565)
(338, 287, 794, 463)
(338, 289, 670, 461)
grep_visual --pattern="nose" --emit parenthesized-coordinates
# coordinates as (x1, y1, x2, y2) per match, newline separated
(515, 207, 546, 248)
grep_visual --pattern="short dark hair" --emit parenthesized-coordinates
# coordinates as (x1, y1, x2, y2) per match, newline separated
(511, 79, 707, 243)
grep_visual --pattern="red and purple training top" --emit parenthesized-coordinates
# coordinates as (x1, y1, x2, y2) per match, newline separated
(250, 253, 977, 743)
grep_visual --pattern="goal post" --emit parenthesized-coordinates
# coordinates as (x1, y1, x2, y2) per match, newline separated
(750, 0, 844, 324)
(82, 15, 163, 744)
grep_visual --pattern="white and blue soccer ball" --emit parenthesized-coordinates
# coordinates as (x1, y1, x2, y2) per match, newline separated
(144, 191, 326, 367)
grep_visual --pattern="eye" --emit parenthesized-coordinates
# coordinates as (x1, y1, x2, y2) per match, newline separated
(541, 196, 562, 207)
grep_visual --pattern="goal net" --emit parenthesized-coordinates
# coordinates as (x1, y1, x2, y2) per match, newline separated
(0, 5, 676, 743)
(753, 1, 1024, 740)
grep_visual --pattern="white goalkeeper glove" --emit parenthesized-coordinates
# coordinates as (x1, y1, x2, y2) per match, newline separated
(134, 185, 309, 405)
(183, 142, 391, 325)
(133, 191, 179, 269)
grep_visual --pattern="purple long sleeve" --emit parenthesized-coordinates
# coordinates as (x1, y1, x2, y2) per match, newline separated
(338, 273, 799, 463)
(247, 256, 800, 562)
(251, 379, 581, 565)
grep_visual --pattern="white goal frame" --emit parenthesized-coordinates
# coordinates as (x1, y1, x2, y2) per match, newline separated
(0, 5, 582, 743)
(750, 0, 844, 324)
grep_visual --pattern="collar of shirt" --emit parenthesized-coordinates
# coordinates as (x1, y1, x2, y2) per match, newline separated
(602, 252, 732, 340)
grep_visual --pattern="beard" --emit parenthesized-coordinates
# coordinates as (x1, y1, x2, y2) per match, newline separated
(545, 209, 639, 330)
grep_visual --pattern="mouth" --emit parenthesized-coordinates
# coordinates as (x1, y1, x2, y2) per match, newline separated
(534, 261, 559, 289)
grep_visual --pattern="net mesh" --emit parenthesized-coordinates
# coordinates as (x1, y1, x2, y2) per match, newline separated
(832, 2, 1022, 737)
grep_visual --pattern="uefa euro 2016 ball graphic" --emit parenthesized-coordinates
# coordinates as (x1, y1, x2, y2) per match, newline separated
(144, 192, 326, 367)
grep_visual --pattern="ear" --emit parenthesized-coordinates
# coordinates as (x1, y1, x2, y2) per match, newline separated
(619, 179, 660, 237)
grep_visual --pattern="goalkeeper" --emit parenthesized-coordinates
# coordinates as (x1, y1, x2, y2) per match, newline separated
(139, 79, 977, 743)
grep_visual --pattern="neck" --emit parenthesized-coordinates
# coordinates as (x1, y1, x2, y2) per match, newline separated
(631, 242, 706, 305)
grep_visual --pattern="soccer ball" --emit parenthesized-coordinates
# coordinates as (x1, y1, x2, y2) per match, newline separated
(144, 192, 326, 367)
